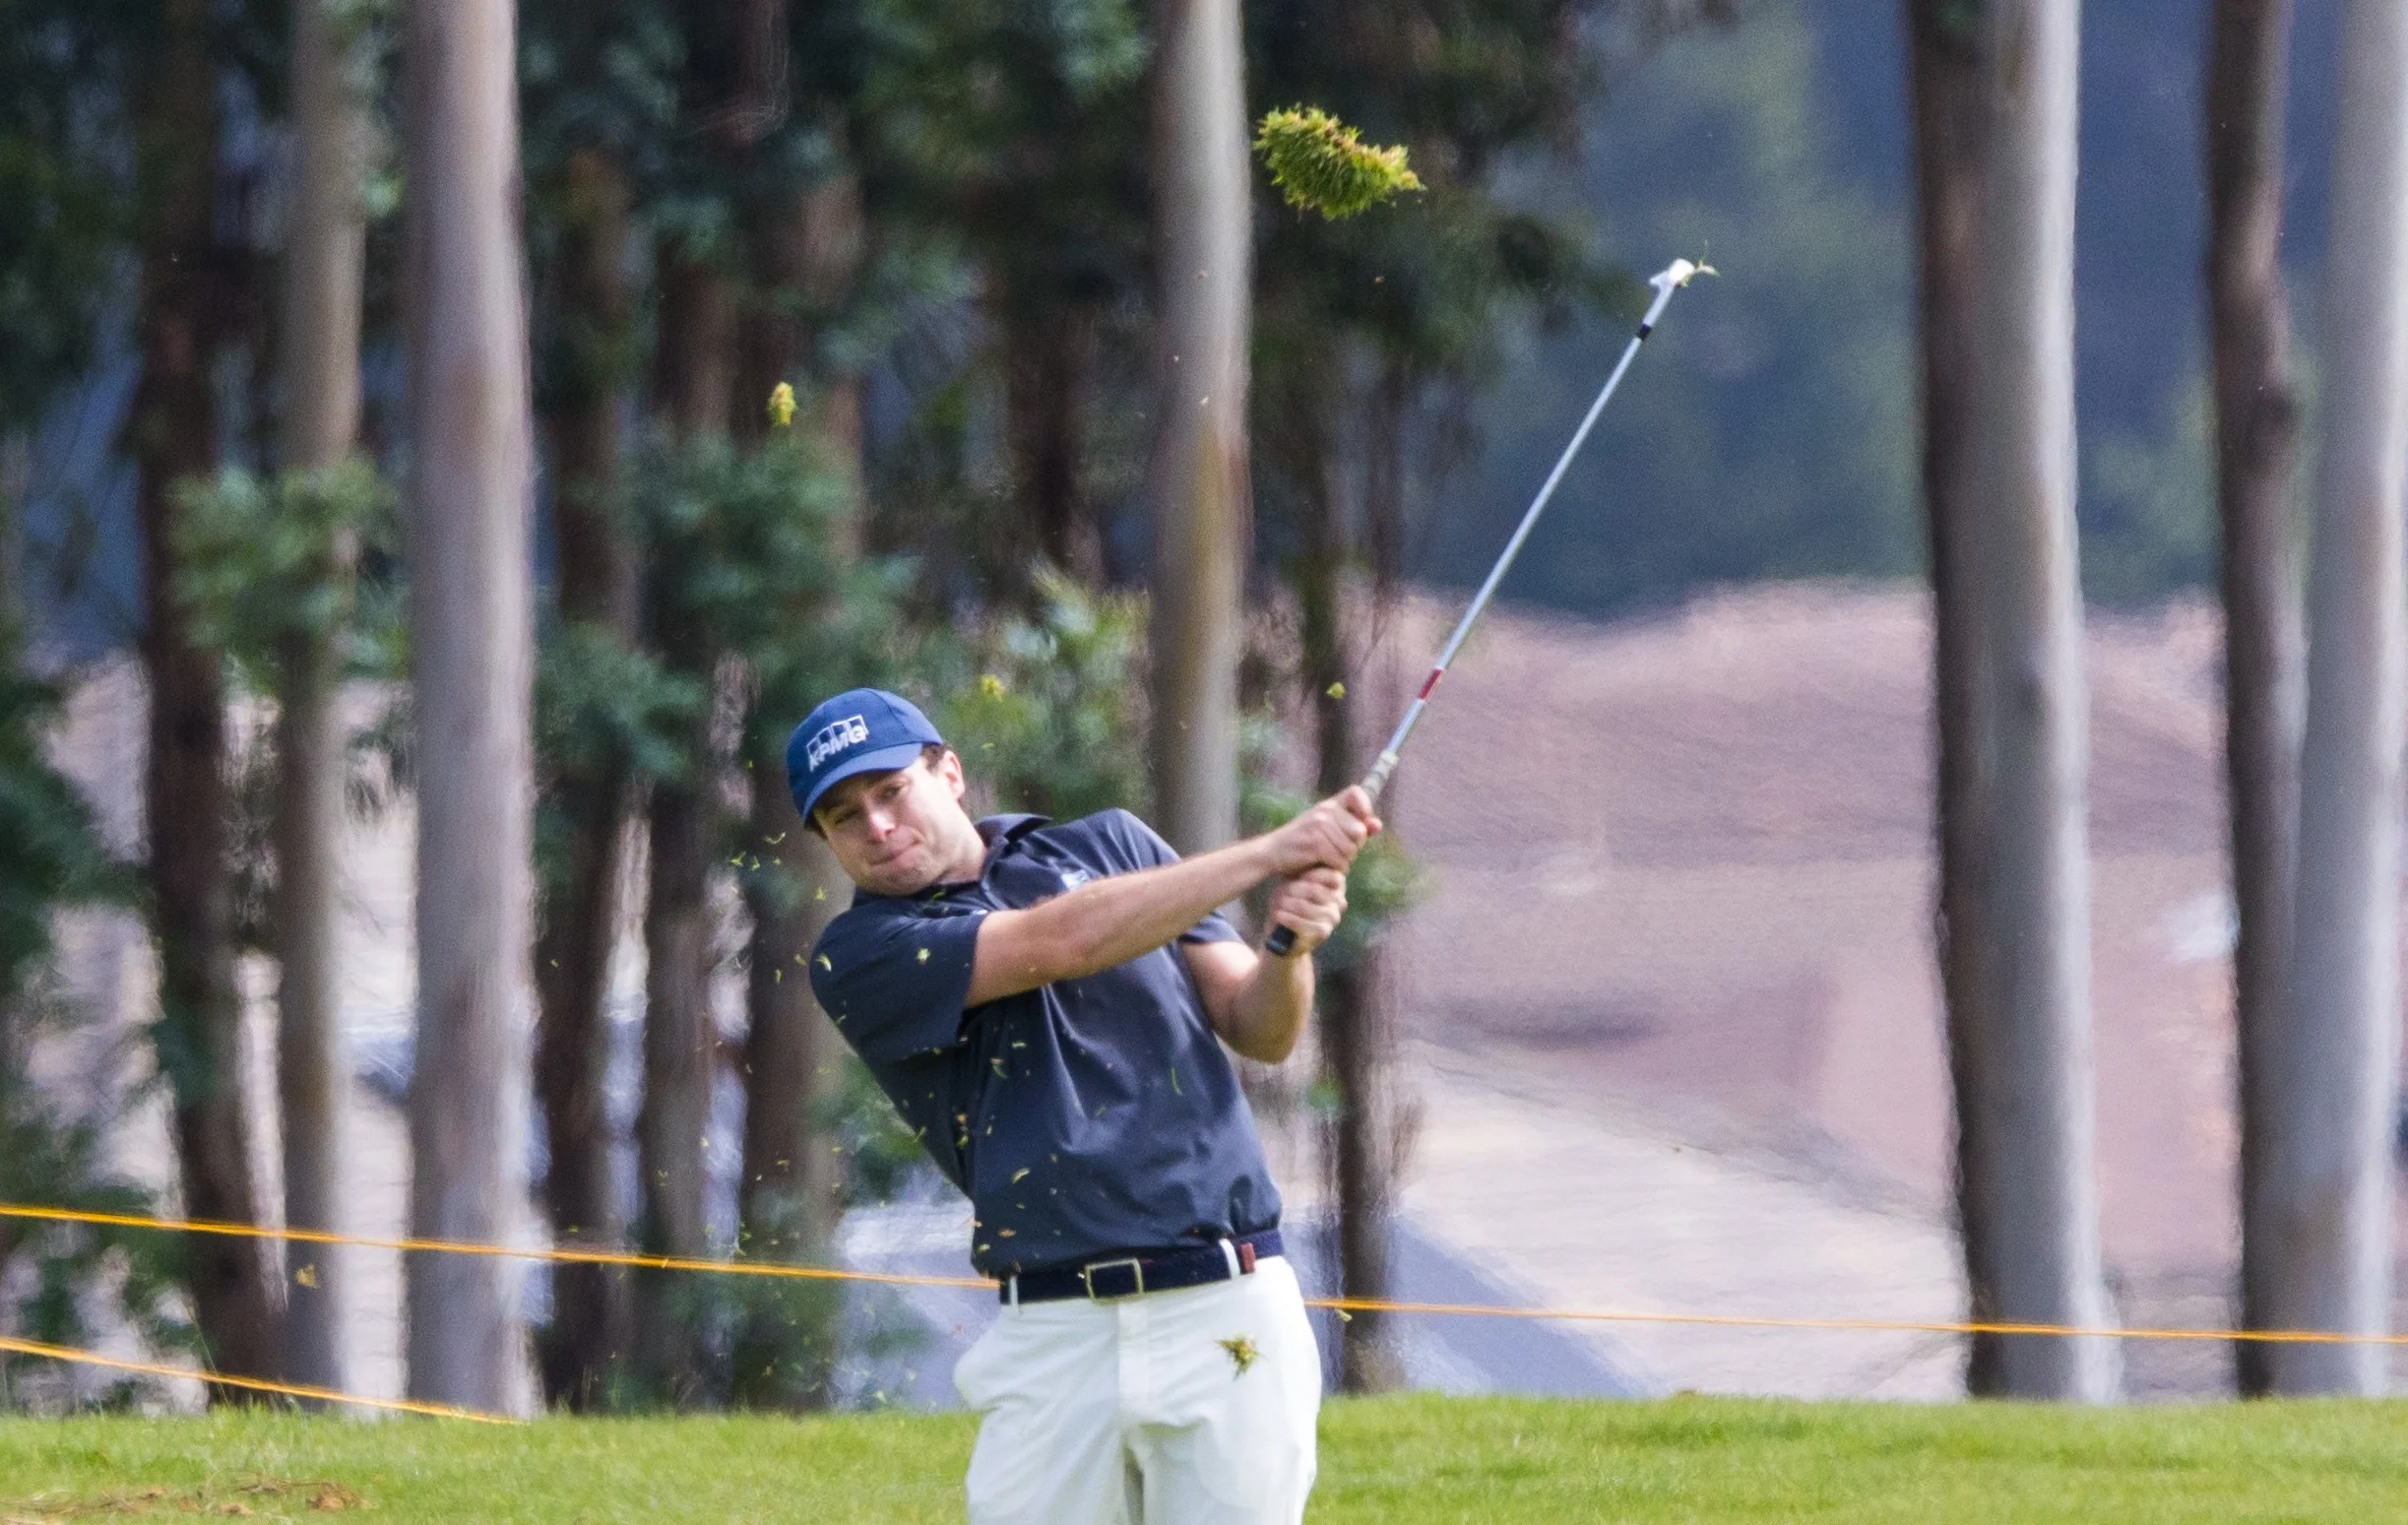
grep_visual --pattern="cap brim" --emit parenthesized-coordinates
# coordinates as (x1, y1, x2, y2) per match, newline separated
(799, 740, 933, 821)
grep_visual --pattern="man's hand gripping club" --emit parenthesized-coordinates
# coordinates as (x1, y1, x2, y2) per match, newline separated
(965, 787, 1382, 1025)
(1255, 788, 1382, 957)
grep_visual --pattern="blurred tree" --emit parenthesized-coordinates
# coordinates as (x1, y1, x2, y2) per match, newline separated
(0, 10, 120, 432)
(723, 146, 885, 1413)
(173, 459, 398, 1398)
(402, 0, 541, 1417)
(626, 0, 805, 1405)
(1246, 0, 1698, 1392)
(726, 133, 878, 1424)
(631, 413, 730, 1381)
(728, 553, 906, 1413)
(1283, 378, 1405, 1389)
(851, 0, 1150, 588)
(517, 0, 680, 1411)
(129, 0, 285, 1401)
(265, 0, 379, 1400)
(633, 468, 726, 1408)
(1148, 0, 1251, 865)
(726, 76, 888, 1427)
(1910, 0, 2118, 1401)
(515, 0, 897, 1408)
(528, 619, 702, 1400)
(934, 570, 1152, 821)
(2201, 0, 2307, 1400)
(0, 0, 308, 1399)
(2265, 0, 2408, 1398)
(624, 428, 854, 1404)
(0, 617, 188, 1411)
(1905, 0, 2001, 1402)
(0, 530, 89, 991)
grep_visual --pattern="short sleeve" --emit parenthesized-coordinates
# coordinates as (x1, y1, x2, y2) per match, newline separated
(808, 905, 987, 1066)
(1095, 808, 1239, 946)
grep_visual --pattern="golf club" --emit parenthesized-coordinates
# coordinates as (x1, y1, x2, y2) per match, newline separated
(1268, 255, 1713, 956)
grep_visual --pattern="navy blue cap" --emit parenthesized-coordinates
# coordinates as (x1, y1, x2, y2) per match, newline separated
(788, 688, 945, 821)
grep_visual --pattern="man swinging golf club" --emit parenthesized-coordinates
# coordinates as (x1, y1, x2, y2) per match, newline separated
(792, 686, 1379, 1525)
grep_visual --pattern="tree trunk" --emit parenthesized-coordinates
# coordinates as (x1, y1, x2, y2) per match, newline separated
(628, 0, 796, 1391)
(532, 770, 636, 1412)
(655, 256, 735, 444)
(1962, 0, 2117, 1402)
(546, 148, 642, 638)
(2, 436, 26, 630)
(2202, 0, 2307, 1399)
(270, 634, 347, 1398)
(687, 0, 791, 153)
(1908, 0, 2005, 1400)
(1285, 353, 1406, 1394)
(736, 162, 865, 451)
(1147, 0, 1251, 858)
(271, 0, 372, 1401)
(133, 0, 282, 1400)
(533, 143, 640, 1413)
(1909, 0, 2117, 1400)
(2265, 0, 2408, 1397)
(724, 161, 862, 1412)
(1343, 362, 1412, 1394)
(635, 742, 718, 1402)
(402, 0, 540, 1416)
(634, 248, 735, 1404)
(729, 769, 849, 1409)
(1006, 306, 1103, 583)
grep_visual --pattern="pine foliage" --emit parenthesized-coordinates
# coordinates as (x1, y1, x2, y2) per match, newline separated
(1255, 106, 1424, 220)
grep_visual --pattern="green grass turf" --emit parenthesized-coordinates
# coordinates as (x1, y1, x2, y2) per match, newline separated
(2, 1394, 2406, 1521)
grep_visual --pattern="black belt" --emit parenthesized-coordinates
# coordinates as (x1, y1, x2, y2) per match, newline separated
(1000, 1229, 1283, 1305)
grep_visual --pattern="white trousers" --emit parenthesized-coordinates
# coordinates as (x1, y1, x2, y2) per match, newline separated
(953, 1255, 1321, 1525)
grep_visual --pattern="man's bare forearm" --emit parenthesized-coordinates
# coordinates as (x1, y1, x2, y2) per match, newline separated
(969, 790, 1374, 1008)
(969, 835, 1280, 1003)
(1054, 835, 1279, 971)
(1220, 946, 1312, 1062)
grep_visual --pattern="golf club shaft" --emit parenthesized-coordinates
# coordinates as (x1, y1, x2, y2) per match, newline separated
(1267, 259, 1704, 956)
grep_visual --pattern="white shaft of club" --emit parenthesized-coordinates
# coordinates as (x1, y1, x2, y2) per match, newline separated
(1369, 268, 1687, 781)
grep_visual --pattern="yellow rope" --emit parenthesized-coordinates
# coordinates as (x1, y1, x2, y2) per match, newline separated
(8, 1200, 2405, 1348)
(0, 1334, 517, 1424)
(0, 1202, 985, 1290)
(1307, 1295, 2408, 1346)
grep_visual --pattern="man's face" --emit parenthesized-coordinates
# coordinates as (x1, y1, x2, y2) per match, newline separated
(813, 750, 980, 896)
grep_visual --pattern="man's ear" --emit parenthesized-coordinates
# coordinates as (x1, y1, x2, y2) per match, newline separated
(937, 748, 968, 799)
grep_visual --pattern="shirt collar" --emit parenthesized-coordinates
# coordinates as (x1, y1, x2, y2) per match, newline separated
(909, 813, 1051, 902)
(977, 813, 1052, 854)
(846, 813, 1054, 910)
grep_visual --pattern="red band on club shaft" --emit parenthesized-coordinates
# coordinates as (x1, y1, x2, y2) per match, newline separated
(1418, 668, 1443, 700)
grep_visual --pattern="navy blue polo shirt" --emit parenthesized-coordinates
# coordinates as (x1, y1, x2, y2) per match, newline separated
(808, 809, 1282, 1278)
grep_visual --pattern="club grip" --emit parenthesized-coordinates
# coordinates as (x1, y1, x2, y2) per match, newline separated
(1264, 762, 1394, 960)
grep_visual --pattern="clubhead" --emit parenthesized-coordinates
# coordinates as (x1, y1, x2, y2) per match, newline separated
(1653, 257, 1719, 295)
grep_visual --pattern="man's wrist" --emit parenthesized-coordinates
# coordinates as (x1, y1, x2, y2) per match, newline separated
(1230, 831, 1283, 885)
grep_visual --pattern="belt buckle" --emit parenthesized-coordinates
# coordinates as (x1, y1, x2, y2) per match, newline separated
(1081, 1256, 1146, 1301)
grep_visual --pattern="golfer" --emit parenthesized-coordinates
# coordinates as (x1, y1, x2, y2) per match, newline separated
(792, 686, 1377, 1525)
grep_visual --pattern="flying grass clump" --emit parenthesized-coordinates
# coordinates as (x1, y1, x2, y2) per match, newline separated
(1254, 106, 1423, 220)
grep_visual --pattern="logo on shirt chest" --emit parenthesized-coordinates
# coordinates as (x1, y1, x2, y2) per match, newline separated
(804, 714, 870, 770)
(1058, 867, 1092, 891)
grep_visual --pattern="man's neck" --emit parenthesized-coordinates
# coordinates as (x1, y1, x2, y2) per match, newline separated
(930, 815, 995, 886)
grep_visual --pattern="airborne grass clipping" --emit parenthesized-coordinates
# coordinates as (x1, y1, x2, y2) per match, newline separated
(1253, 107, 1424, 220)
